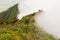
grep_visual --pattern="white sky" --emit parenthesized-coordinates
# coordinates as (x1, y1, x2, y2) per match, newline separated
(0, 0, 19, 12)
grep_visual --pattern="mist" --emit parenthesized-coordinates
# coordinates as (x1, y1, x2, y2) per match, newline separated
(0, 0, 60, 38)
(18, 0, 60, 38)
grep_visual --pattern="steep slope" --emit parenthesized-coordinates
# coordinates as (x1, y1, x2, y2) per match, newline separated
(0, 4, 19, 23)
(0, 13, 57, 40)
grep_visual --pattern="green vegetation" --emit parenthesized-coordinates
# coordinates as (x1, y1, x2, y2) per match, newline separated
(0, 4, 19, 23)
(0, 4, 57, 40)
(0, 13, 56, 40)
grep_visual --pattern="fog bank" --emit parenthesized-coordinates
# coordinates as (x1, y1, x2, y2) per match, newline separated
(18, 0, 60, 38)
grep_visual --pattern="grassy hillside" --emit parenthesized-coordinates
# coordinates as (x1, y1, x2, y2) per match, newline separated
(0, 3, 57, 40)
(0, 13, 57, 40)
